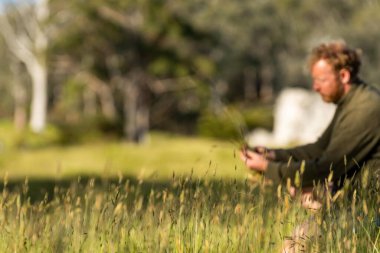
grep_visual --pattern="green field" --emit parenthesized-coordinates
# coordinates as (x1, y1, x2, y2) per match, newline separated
(0, 123, 378, 252)
(0, 120, 246, 180)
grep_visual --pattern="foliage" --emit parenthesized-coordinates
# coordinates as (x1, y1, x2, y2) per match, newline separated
(197, 110, 243, 140)
(197, 106, 273, 140)
(243, 106, 274, 131)
(52, 117, 123, 145)
(2, 0, 380, 136)
(0, 120, 61, 149)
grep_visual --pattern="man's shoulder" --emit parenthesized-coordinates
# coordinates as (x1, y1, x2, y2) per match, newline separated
(365, 83, 380, 96)
(346, 84, 380, 122)
(354, 84, 380, 106)
(364, 83, 379, 94)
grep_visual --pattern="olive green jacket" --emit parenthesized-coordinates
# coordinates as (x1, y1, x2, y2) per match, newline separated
(265, 83, 380, 188)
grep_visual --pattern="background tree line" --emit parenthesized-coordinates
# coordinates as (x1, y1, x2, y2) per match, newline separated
(1, 0, 379, 143)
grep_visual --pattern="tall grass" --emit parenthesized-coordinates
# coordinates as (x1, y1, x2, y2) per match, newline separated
(0, 122, 378, 252)
(0, 174, 378, 252)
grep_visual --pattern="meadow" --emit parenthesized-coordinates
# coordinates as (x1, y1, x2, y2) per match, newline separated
(0, 122, 378, 252)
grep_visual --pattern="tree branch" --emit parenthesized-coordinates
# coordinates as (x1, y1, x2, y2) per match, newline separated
(0, 13, 36, 67)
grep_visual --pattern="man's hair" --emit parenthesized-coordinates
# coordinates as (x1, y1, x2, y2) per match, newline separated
(309, 41, 362, 81)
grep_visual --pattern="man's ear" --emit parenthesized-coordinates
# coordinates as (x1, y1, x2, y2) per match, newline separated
(339, 69, 351, 84)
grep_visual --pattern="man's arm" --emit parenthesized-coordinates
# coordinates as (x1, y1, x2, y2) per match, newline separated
(265, 107, 379, 187)
(246, 110, 337, 163)
(272, 114, 335, 162)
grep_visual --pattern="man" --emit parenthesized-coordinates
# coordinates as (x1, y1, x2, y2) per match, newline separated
(241, 41, 380, 192)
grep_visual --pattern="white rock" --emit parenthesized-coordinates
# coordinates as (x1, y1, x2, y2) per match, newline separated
(246, 88, 336, 148)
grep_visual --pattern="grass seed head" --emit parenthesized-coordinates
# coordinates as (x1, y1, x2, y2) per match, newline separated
(234, 204, 242, 214)
(113, 202, 123, 215)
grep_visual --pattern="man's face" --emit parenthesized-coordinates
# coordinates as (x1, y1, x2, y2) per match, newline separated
(311, 59, 345, 103)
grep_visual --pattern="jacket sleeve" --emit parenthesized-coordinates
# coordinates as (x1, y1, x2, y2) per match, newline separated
(265, 107, 379, 188)
(273, 117, 333, 162)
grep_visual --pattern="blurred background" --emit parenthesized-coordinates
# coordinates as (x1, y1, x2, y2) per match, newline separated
(0, 0, 380, 181)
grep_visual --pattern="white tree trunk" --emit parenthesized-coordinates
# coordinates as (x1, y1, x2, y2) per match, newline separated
(29, 62, 47, 132)
(0, 0, 49, 133)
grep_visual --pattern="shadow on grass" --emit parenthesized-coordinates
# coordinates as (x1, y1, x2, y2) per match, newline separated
(0, 175, 263, 207)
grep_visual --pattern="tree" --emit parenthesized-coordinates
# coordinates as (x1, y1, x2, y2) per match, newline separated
(49, 0, 217, 141)
(0, 0, 49, 133)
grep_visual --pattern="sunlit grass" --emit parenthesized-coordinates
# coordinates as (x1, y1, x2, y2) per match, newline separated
(0, 123, 246, 181)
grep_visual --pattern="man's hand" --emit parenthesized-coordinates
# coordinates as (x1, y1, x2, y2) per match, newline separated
(240, 149, 269, 172)
(251, 146, 276, 160)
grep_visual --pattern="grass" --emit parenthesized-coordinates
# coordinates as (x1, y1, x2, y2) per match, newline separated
(0, 121, 378, 252)
(0, 176, 378, 252)
(0, 127, 246, 181)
